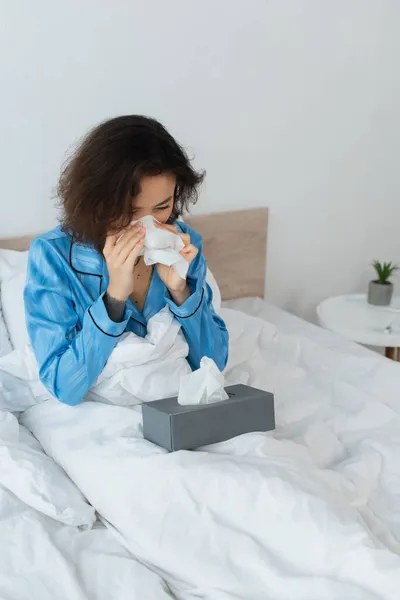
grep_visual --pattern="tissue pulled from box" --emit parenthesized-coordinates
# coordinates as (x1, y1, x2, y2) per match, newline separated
(177, 357, 229, 405)
(131, 215, 188, 279)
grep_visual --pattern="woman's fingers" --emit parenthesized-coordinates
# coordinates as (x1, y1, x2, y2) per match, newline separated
(103, 224, 147, 301)
(155, 222, 196, 263)
(180, 243, 197, 254)
(179, 233, 190, 247)
(106, 222, 195, 270)
(115, 224, 142, 248)
(118, 229, 145, 263)
(125, 238, 145, 269)
(180, 244, 198, 262)
(117, 224, 144, 250)
(103, 234, 117, 258)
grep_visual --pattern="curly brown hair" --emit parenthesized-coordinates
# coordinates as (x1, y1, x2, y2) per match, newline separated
(58, 115, 204, 250)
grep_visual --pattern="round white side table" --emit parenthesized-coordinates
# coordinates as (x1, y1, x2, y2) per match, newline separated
(317, 294, 400, 360)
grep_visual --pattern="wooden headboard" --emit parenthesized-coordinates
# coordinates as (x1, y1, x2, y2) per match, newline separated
(0, 208, 268, 300)
(187, 208, 267, 300)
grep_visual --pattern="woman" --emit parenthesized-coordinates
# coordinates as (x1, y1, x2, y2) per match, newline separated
(24, 116, 229, 406)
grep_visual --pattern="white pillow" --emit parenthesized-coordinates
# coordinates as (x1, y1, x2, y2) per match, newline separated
(0, 411, 95, 527)
(0, 248, 29, 281)
(0, 249, 29, 349)
(0, 295, 13, 357)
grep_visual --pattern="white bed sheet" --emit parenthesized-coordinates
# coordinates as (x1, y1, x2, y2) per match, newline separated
(0, 489, 173, 600)
(0, 412, 175, 600)
(222, 296, 375, 358)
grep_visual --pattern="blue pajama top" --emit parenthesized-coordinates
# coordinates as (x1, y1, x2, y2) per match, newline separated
(24, 222, 229, 406)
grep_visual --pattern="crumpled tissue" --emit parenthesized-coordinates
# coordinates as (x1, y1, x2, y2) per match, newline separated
(135, 215, 188, 279)
(177, 356, 229, 405)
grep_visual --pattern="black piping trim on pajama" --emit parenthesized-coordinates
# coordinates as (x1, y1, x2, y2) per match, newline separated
(69, 239, 103, 296)
(169, 288, 204, 319)
(87, 306, 124, 338)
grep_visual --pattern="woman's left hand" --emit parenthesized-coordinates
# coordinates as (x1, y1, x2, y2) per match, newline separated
(155, 223, 198, 300)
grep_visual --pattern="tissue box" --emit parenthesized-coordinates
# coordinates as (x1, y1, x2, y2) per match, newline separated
(142, 384, 275, 451)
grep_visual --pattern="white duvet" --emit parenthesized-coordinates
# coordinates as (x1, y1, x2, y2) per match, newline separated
(0, 413, 173, 600)
(2, 304, 400, 599)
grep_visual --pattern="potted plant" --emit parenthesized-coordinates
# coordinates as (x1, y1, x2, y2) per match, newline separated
(368, 261, 398, 306)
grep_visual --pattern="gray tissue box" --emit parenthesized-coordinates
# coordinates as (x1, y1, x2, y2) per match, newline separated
(142, 383, 275, 451)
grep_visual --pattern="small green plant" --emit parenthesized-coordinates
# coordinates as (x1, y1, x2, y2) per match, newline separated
(372, 261, 398, 285)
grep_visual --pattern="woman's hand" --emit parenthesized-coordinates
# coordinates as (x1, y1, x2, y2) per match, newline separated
(155, 223, 198, 304)
(103, 223, 145, 301)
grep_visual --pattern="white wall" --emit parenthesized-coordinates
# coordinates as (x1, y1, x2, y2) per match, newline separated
(1, 0, 400, 320)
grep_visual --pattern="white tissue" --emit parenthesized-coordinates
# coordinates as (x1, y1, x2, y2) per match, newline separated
(177, 357, 229, 405)
(134, 215, 189, 279)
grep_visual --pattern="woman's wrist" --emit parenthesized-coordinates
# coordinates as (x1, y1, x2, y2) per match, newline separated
(106, 284, 129, 303)
(169, 284, 191, 306)
(104, 290, 126, 323)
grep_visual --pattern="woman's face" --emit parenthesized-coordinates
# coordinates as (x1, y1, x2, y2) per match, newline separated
(131, 173, 176, 224)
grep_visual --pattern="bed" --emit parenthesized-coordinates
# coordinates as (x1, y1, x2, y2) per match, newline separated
(1, 208, 400, 600)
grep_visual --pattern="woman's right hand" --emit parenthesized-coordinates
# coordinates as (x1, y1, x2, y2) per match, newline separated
(103, 223, 146, 301)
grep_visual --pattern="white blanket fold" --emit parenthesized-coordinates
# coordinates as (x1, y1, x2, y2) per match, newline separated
(0, 411, 172, 600)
